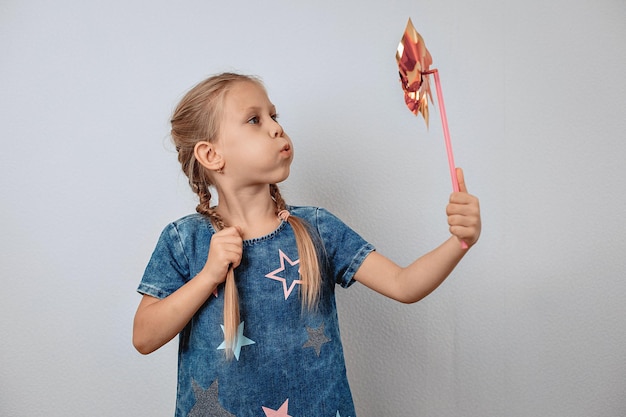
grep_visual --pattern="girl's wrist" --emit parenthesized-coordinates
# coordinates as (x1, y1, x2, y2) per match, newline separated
(194, 269, 223, 295)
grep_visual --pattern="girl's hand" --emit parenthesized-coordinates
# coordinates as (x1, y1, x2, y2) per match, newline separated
(201, 226, 243, 285)
(133, 226, 243, 355)
(447, 168, 481, 248)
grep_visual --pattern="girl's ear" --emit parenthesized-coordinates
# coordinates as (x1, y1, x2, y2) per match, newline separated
(194, 141, 224, 172)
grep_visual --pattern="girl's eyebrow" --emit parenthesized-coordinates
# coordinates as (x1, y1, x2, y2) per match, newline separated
(242, 104, 276, 113)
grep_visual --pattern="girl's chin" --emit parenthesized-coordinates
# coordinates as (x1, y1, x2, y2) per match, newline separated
(275, 168, 291, 183)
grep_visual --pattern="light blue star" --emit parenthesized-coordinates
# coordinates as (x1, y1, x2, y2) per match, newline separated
(336, 412, 352, 417)
(217, 321, 255, 360)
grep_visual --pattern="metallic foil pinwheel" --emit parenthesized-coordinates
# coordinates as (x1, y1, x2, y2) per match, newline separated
(397, 18, 467, 248)
(396, 18, 433, 126)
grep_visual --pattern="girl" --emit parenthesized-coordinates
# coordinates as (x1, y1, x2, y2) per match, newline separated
(133, 72, 481, 417)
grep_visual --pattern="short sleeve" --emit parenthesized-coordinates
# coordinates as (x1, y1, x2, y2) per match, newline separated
(137, 223, 191, 299)
(311, 207, 375, 288)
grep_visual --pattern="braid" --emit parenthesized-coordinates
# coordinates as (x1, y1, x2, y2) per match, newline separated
(193, 180, 230, 231)
(194, 182, 213, 217)
(192, 179, 238, 359)
(270, 184, 286, 212)
(197, 185, 238, 360)
(270, 184, 321, 309)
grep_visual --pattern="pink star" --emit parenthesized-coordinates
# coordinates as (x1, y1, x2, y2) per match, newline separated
(265, 249, 302, 300)
(262, 399, 291, 417)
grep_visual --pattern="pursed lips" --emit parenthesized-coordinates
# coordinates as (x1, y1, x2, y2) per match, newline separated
(280, 143, 291, 154)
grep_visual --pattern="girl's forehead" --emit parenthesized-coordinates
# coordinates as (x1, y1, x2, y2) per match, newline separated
(225, 81, 273, 109)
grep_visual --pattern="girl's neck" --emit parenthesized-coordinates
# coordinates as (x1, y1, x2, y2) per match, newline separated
(213, 184, 280, 240)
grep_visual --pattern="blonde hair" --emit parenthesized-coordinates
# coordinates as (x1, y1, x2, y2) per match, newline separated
(170, 73, 321, 358)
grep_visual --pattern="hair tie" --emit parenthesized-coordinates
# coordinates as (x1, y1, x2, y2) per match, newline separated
(277, 209, 290, 222)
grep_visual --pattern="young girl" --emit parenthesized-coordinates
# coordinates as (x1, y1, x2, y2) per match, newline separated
(133, 72, 481, 417)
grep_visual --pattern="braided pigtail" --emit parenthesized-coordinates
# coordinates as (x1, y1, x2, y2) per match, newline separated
(222, 267, 239, 359)
(192, 182, 239, 359)
(270, 184, 321, 309)
(193, 180, 213, 218)
(207, 208, 239, 361)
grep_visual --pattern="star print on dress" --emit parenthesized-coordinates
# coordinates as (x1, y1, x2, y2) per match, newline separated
(265, 249, 302, 300)
(262, 399, 292, 417)
(302, 322, 331, 357)
(188, 379, 235, 417)
(216, 321, 255, 361)
(336, 412, 352, 417)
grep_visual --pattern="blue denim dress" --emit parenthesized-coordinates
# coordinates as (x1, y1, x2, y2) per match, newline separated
(138, 206, 375, 417)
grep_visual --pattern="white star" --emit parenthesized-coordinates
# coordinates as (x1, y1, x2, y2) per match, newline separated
(265, 249, 302, 300)
(217, 321, 255, 360)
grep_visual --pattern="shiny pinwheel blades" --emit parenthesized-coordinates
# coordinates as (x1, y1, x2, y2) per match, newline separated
(396, 18, 434, 126)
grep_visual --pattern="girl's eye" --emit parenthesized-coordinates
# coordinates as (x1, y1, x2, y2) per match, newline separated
(247, 114, 279, 125)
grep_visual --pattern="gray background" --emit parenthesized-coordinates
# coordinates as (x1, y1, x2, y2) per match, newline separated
(2, 0, 625, 416)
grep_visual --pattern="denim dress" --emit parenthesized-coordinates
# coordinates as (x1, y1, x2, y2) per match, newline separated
(138, 206, 375, 417)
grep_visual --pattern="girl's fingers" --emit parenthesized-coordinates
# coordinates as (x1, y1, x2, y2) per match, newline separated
(456, 167, 467, 193)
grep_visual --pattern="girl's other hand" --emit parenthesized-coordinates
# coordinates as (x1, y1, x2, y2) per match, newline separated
(201, 226, 244, 285)
(447, 168, 481, 248)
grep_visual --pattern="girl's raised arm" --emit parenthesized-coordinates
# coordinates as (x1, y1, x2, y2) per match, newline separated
(354, 168, 480, 303)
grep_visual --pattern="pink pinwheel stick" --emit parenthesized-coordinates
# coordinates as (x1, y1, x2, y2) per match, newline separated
(428, 69, 468, 249)
(428, 69, 459, 192)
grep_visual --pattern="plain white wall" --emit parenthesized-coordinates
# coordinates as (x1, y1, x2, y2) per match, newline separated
(1, 0, 625, 416)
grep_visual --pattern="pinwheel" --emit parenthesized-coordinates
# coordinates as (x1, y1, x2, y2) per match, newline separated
(397, 17, 467, 248)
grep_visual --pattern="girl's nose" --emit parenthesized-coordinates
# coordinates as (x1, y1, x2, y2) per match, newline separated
(269, 120, 283, 138)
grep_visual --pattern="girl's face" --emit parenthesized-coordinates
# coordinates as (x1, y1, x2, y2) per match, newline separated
(216, 81, 294, 187)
